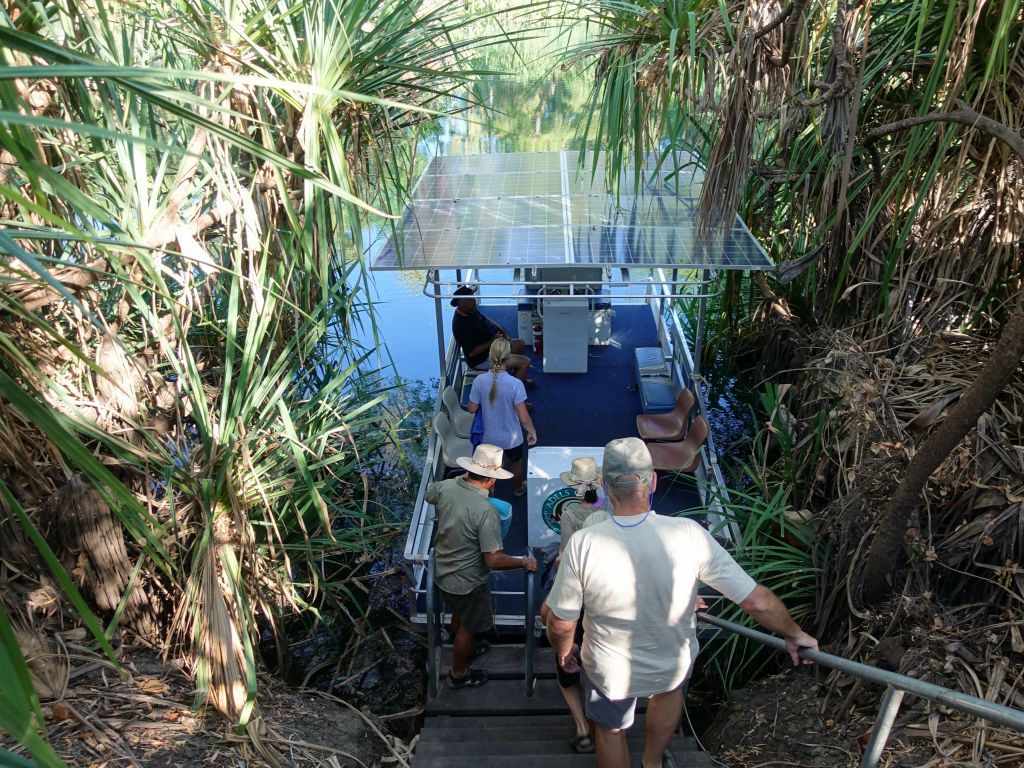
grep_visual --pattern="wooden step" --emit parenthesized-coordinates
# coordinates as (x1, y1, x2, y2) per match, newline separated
(423, 714, 581, 729)
(440, 644, 557, 679)
(419, 728, 678, 743)
(421, 712, 693, 736)
(415, 736, 700, 755)
(411, 746, 715, 767)
(426, 677, 654, 716)
(417, 720, 686, 743)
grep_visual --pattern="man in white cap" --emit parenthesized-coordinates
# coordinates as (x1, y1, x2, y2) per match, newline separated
(544, 437, 818, 768)
(426, 443, 539, 689)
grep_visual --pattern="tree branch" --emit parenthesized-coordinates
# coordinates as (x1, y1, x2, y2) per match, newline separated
(754, 1, 794, 41)
(863, 100, 1024, 159)
(772, 0, 810, 68)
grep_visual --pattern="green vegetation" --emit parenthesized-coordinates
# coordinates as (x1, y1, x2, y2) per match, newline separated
(571, 0, 1024, 694)
(0, 0, 526, 760)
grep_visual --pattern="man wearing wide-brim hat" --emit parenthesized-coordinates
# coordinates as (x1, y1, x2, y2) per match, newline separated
(544, 437, 818, 768)
(425, 444, 538, 689)
(450, 285, 533, 386)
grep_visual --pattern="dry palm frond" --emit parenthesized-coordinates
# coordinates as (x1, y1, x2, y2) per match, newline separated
(781, 325, 1024, 632)
(698, 0, 786, 232)
(13, 626, 69, 702)
(189, 508, 250, 723)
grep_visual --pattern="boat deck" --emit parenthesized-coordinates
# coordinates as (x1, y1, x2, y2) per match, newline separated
(417, 303, 703, 626)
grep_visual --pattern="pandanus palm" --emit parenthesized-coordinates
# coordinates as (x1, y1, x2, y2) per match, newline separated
(0, 0, 521, 761)
(563, 0, 1023, 627)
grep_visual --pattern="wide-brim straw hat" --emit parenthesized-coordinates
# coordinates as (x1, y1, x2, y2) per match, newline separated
(559, 456, 601, 489)
(457, 444, 514, 480)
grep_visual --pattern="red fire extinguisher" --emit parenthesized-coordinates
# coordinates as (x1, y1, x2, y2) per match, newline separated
(532, 322, 543, 355)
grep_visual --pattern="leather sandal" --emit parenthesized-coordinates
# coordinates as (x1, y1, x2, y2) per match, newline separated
(569, 733, 595, 753)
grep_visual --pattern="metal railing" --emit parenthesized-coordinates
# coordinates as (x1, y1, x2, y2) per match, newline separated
(524, 548, 541, 697)
(425, 550, 441, 698)
(697, 612, 1024, 767)
(424, 547, 539, 698)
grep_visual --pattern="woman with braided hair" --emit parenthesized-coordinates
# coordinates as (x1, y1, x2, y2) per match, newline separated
(468, 338, 538, 497)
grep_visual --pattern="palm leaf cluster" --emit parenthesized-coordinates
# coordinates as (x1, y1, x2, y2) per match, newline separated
(563, 0, 1022, 334)
(0, 0, 501, 760)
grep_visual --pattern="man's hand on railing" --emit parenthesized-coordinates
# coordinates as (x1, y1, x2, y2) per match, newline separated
(521, 555, 538, 572)
(785, 630, 819, 666)
(738, 585, 819, 667)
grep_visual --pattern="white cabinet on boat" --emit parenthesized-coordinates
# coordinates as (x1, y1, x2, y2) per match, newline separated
(542, 297, 589, 373)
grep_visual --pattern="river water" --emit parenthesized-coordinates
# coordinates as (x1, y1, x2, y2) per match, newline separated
(359, 64, 596, 387)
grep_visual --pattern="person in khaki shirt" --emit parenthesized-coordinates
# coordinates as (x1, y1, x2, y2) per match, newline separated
(545, 437, 818, 768)
(426, 444, 538, 689)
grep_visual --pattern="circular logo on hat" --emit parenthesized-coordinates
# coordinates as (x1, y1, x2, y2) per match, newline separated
(541, 487, 578, 534)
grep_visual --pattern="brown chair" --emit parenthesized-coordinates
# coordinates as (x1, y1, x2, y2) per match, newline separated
(647, 415, 709, 473)
(636, 388, 695, 442)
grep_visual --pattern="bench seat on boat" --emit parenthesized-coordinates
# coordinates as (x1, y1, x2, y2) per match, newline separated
(639, 378, 676, 414)
(634, 347, 674, 412)
(634, 346, 669, 379)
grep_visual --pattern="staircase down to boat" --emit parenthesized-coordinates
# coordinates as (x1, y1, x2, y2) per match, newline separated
(411, 644, 715, 767)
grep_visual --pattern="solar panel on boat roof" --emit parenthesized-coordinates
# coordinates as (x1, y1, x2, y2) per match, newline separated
(371, 152, 772, 271)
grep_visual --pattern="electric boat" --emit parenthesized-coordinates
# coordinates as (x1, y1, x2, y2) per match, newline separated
(370, 150, 773, 640)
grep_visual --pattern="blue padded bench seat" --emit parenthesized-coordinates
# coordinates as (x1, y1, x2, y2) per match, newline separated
(634, 347, 668, 379)
(639, 377, 676, 413)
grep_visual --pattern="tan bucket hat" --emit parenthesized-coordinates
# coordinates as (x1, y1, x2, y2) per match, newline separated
(457, 444, 514, 480)
(559, 456, 601, 490)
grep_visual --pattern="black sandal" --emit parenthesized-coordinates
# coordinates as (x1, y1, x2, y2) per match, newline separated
(569, 733, 595, 753)
(446, 668, 489, 689)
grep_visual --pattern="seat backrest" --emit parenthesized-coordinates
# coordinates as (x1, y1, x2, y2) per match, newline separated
(441, 386, 463, 416)
(686, 414, 709, 448)
(433, 411, 454, 454)
(675, 388, 695, 418)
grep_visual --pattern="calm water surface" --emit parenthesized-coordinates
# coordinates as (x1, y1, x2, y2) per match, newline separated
(361, 66, 595, 386)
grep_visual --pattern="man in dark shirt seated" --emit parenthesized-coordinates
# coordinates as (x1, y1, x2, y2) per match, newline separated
(451, 286, 533, 385)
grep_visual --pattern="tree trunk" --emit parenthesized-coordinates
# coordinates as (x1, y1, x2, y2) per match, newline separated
(861, 296, 1024, 604)
(51, 475, 160, 639)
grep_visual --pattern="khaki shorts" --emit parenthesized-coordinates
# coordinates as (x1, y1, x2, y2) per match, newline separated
(440, 581, 494, 634)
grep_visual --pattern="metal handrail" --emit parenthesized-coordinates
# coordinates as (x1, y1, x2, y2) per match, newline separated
(524, 548, 541, 697)
(425, 549, 440, 698)
(647, 269, 739, 544)
(697, 612, 1024, 767)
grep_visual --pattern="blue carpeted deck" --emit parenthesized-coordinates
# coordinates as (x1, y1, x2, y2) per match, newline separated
(419, 303, 704, 629)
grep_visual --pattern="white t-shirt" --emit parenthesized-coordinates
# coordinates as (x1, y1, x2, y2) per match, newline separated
(546, 512, 756, 699)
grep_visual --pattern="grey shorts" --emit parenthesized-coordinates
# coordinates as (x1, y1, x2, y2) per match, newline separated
(582, 669, 637, 730)
(440, 582, 494, 634)
(581, 670, 687, 731)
